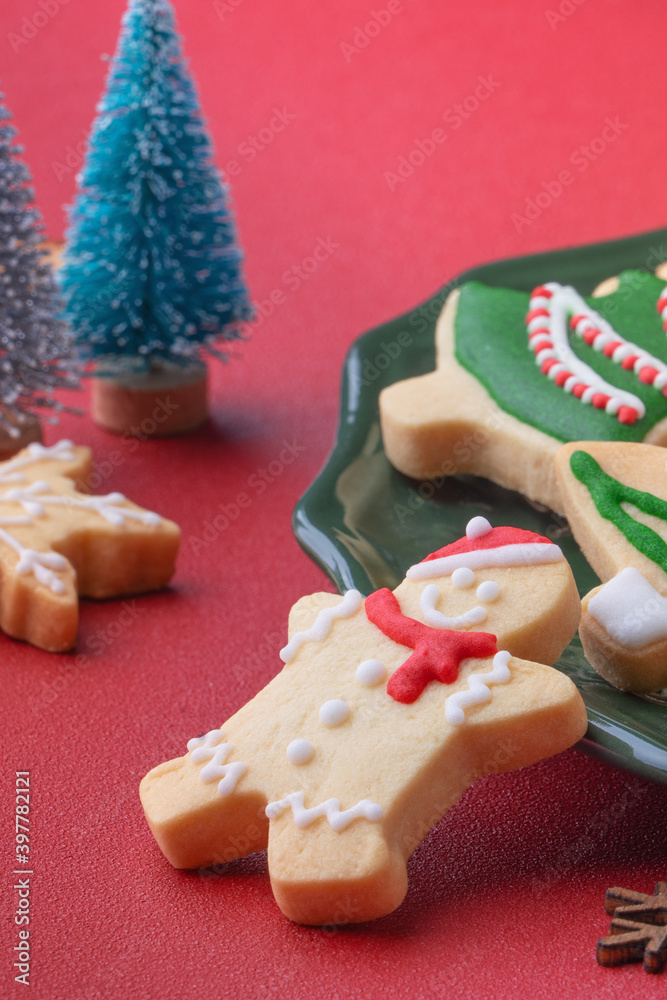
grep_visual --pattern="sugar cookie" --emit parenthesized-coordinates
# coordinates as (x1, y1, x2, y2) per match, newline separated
(555, 440, 667, 692)
(0, 439, 180, 651)
(140, 518, 586, 925)
(380, 270, 667, 512)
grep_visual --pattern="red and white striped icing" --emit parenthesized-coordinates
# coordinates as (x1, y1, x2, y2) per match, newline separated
(526, 282, 667, 425)
(657, 286, 667, 334)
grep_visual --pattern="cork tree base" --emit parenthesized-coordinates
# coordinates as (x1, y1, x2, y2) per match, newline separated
(0, 417, 42, 461)
(91, 364, 208, 437)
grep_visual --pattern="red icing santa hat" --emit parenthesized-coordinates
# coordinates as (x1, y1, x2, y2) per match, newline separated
(406, 517, 563, 581)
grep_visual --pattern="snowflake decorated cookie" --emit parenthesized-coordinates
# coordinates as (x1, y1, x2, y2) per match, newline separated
(0, 439, 180, 651)
(380, 270, 667, 513)
(555, 440, 667, 693)
(140, 517, 586, 926)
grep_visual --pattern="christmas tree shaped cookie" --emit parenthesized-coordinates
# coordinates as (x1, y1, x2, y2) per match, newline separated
(380, 271, 667, 512)
(140, 518, 586, 925)
(555, 440, 667, 692)
(0, 439, 180, 651)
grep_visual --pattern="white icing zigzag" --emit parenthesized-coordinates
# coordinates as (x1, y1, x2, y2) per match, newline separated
(444, 650, 512, 725)
(265, 791, 382, 831)
(280, 590, 363, 663)
(187, 729, 247, 796)
(420, 582, 487, 628)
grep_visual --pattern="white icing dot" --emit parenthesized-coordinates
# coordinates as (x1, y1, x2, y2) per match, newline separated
(451, 567, 475, 588)
(356, 659, 387, 686)
(476, 580, 500, 602)
(466, 516, 492, 540)
(286, 739, 314, 764)
(319, 699, 350, 727)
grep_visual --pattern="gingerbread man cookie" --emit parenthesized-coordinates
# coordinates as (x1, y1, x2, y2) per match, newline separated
(0, 439, 180, 651)
(380, 270, 667, 512)
(140, 518, 586, 925)
(555, 440, 667, 693)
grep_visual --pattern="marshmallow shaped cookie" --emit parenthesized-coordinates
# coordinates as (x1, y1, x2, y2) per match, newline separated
(140, 518, 586, 926)
(556, 441, 667, 693)
(380, 271, 667, 513)
(0, 439, 180, 651)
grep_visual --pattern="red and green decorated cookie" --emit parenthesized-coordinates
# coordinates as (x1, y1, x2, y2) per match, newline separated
(380, 270, 667, 512)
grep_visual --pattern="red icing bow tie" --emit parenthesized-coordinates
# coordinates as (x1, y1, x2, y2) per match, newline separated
(365, 588, 498, 704)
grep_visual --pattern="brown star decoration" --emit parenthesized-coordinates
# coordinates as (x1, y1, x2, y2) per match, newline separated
(597, 882, 667, 973)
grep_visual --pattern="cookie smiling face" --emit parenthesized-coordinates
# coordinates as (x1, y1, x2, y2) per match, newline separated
(393, 517, 579, 668)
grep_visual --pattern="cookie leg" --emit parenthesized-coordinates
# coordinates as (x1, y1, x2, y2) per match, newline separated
(139, 757, 269, 870)
(267, 818, 407, 926)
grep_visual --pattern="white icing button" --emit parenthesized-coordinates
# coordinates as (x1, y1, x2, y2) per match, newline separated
(319, 699, 350, 727)
(286, 739, 314, 764)
(451, 567, 475, 589)
(356, 659, 387, 686)
(476, 580, 500, 602)
(466, 516, 493, 539)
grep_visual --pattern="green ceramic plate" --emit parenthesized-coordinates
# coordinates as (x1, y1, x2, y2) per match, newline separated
(294, 226, 667, 786)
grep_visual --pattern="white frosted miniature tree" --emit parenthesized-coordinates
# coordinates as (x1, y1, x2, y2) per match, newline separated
(0, 92, 77, 437)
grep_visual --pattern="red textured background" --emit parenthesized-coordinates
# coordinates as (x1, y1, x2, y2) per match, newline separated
(2, 0, 667, 997)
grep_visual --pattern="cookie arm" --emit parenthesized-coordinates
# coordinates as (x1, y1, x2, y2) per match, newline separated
(388, 657, 588, 860)
(287, 592, 345, 638)
(379, 289, 564, 511)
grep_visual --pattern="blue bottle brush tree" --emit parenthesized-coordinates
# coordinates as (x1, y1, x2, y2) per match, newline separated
(0, 93, 77, 441)
(59, 0, 252, 377)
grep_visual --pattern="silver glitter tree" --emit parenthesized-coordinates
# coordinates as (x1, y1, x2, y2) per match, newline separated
(0, 93, 77, 436)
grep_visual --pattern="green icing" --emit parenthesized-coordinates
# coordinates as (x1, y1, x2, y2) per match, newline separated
(454, 269, 667, 442)
(570, 450, 667, 571)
